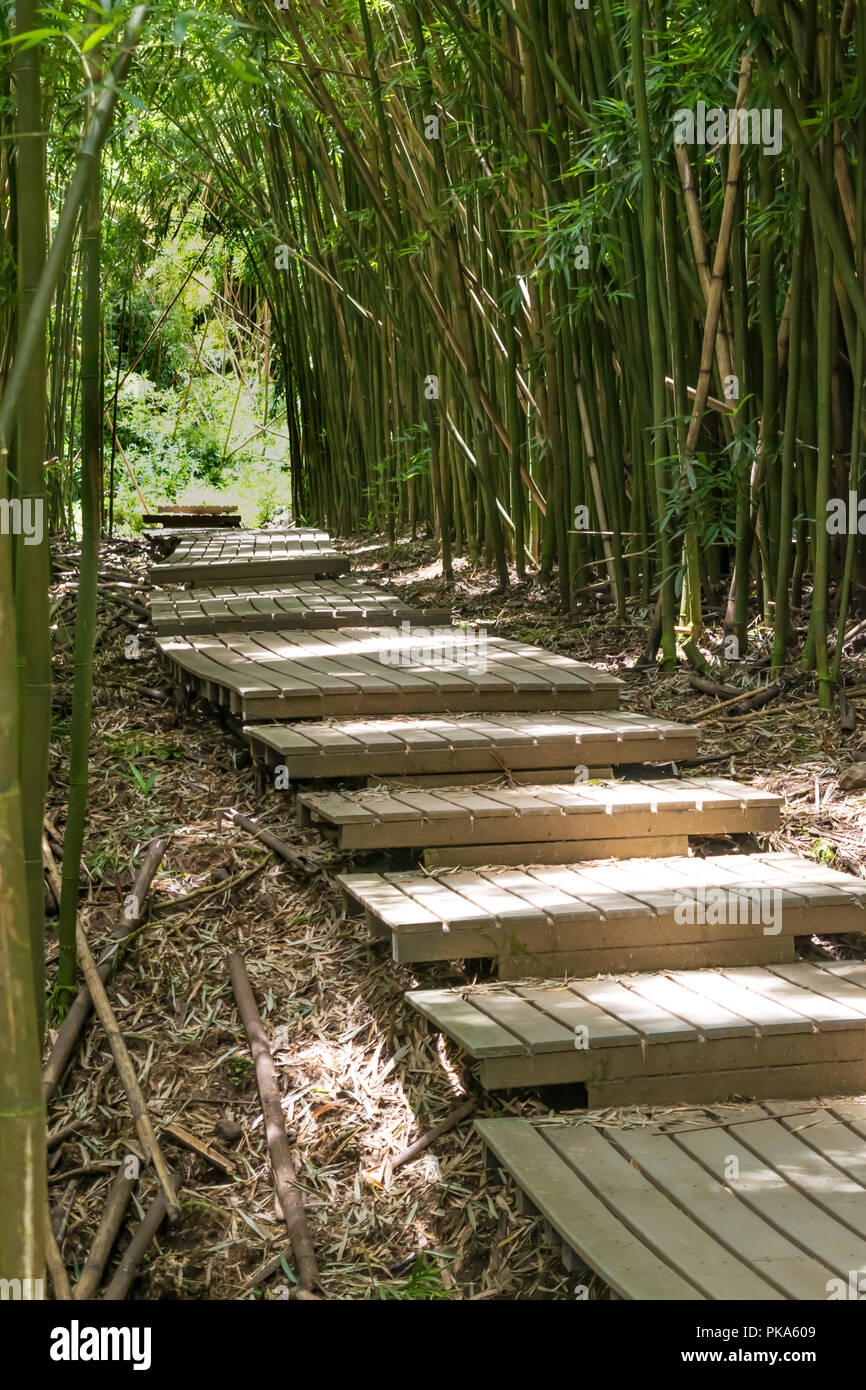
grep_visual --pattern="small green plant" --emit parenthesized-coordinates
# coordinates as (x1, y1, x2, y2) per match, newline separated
(376, 1257, 454, 1301)
(229, 1055, 254, 1087)
(119, 761, 159, 796)
(811, 839, 836, 865)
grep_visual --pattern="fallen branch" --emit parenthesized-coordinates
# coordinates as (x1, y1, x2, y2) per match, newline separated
(73, 1168, 136, 1300)
(102, 1175, 182, 1301)
(687, 673, 742, 700)
(47, 1119, 86, 1151)
(43, 1202, 72, 1301)
(223, 808, 318, 877)
(228, 951, 320, 1294)
(43, 835, 63, 910)
(44, 834, 170, 1101)
(391, 1097, 477, 1171)
(163, 1120, 237, 1176)
(719, 681, 781, 715)
(75, 920, 180, 1222)
(150, 857, 267, 915)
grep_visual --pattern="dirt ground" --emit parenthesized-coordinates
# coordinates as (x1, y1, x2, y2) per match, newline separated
(43, 531, 866, 1300)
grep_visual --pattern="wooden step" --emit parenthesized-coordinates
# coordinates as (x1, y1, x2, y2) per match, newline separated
(141, 511, 242, 529)
(300, 776, 779, 858)
(143, 525, 329, 556)
(339, 852, 866, 974)
(158, 628, 623, 720)
(408, 961, 866, 1101)
(477, 1099, 866, 1298)
(149, 529, 349, 583)
(149, 580, 451, 635)
(245, 710, 688, 781)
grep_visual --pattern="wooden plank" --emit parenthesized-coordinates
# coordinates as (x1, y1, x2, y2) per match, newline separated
(587, 1059, 866, 1109)
(494, 936, 795, 980)
(767, 961, 866, 1016)
(675, 1122, 866, 1276)
(149, 530, 350, 584)
(608, 1124, 841, 1300)
(424, 835, 690, 866)
(475, 1118, 706, 1300)
(480, 1107, 866, 1299)
(405, 991, 526, 1056)
(481, 1020, 858, 1090)
(406, 962, 866, 1099)
(544, 1124, 783, 1299)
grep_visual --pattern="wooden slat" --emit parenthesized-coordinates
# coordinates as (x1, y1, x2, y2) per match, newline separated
(545, 1124, 783, 1299)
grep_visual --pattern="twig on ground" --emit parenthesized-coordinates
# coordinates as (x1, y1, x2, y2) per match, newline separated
(102, 1175, 182, 1301)
(44, 1202, 73, 1301)
(228, 951, 321, 1294)
(75, 920, 181, 1222)
(73, 1167, 136, 1300)
(391, 1097, 478, 1170)
(223, 807, 318, 877)
(43, 834, 170, 1101)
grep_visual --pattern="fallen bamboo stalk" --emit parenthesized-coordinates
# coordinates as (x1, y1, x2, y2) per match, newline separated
(228, 951, 320, 1293)
(391, 1097, 477, 1171)
(43, 834, 170, 1101)
(687, 672, 743, 700)
(43, 835, 63, 909)
(47, 1119, 86, 1150)
(44, 1201, 72, 1301)
(149, 857, 267, 914)
(697, 682, 866, 723)
(163, 1120, 237, 1176)
(75, 920, 180, 1222)
(102, 1175, 182, 1301)
(224, 807, 318, 877)
(73, 1168, 136, 1300)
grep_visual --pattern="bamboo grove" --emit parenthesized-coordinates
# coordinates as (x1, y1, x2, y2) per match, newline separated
(203, 0, 866, 694)
(1, 0, 866, 1281)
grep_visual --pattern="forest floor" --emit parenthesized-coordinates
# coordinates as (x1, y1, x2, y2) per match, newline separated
(43, 530, 866, 1301)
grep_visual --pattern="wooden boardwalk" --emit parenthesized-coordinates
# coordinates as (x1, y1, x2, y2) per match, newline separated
(149, 529, 350, 583)
(149, 579, 451, 635)
(143, 518, 866, 1302)
(409, 961, 866, 1101)
(301, 776, 779, 862)
(157, 627, 623, 720)
(340, 852, 866, 973)
(477, 1099, 866, 1299)
(246, 710, 697, 783)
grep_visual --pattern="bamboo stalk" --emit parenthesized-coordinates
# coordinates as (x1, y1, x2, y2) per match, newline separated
(74, 920, 180, 1221)
(228, 951, 320, 1293)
